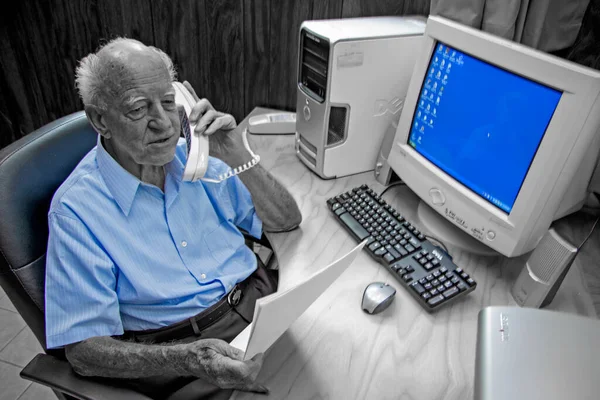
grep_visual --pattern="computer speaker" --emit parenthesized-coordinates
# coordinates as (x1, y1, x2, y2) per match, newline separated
(511, 228, 577, 308)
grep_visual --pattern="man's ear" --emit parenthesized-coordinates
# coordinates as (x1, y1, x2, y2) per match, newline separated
(84, 105, 111, 139)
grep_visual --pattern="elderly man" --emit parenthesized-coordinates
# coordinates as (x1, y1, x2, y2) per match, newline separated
(45, 38, 302, 399)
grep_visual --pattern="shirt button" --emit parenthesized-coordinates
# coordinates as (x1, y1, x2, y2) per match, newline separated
(200, 273, 206, 279)
(181, 241, 188, 247)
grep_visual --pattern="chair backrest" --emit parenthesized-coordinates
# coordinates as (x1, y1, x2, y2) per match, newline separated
(0, 111, 97, 356)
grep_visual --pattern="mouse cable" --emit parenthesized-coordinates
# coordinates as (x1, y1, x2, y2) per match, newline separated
(379, 180, 406, 197)
(577, 215, 600, 251)
(425, 234, 450, 254)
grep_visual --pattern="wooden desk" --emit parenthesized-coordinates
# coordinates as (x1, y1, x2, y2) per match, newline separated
(233, 108, 598, 400)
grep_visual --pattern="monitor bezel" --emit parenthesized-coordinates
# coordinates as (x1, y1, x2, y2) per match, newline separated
(388, 16, 600, 256)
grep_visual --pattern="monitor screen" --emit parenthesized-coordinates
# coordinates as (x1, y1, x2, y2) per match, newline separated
(408, 42, 562, 213)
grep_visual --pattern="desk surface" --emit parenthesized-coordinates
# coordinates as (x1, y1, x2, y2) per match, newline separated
(233, 108, 599, 400)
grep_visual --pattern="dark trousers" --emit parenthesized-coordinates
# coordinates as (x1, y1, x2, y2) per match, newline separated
(116, 259, 278, 400)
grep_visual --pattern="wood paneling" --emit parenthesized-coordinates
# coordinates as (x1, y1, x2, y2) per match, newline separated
(5, 0, 597, 150)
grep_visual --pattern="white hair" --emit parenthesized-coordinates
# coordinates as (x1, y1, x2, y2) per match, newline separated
(75, 37, 177, 110)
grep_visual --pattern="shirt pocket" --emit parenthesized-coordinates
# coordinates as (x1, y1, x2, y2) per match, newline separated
(203, 222, 235, 264)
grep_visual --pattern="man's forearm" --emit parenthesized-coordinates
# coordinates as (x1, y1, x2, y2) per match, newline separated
(237, 163, 302, 232)
(65, 336, 189, 379)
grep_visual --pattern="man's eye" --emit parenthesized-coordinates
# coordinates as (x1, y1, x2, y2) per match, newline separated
(162, 100, 176, 109)
(128, 106, 146, 119)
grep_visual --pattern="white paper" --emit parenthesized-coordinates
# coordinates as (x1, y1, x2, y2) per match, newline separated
(230, 240, 367, 360)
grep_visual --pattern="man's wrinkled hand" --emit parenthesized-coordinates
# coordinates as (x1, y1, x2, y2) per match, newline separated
(185, 338, 269, 394)
(183, 81, 237, 137)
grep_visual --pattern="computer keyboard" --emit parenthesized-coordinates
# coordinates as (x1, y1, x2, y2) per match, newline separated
(327, 184, 477, 311)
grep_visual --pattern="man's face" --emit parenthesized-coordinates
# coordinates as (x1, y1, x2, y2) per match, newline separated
(101, 54, 180, 168)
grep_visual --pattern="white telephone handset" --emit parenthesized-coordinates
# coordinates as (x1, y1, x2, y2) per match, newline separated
(173, 82, 259, 183)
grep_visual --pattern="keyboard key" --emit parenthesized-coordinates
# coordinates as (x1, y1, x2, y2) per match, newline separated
(405, 244, 415, 253)
(393, 244, 408, 256)
(429, 288, 438, 296)
(374, 247, 387, 257)
(436, 285, 445, 292)
(422, 292, 431, 300)
(428, 294, 445, 307)
(383, 253, 395, 263)
(444, 281, 453, 289)
(457, 282, 468, 291)
(385, 245, 401, 259)
(432, 259, 440, 267)
(405, 265, 414, 273)
(424, 283, 433, 290)
(467, 278, 476, 286)
(339, 213, 370, 240)
(368, 242, 381, 252)
(426, 274, 434, 281)
(442, 286, 459, 299)
(431, 279, 440, 287)
(424, 262, 433, 271)
(409, 237, 421, 249)
(410, 282, 426, 295)
(419, 278, 427, 285)
(438, 276, 447, 283)
(433, 270, 441, 278)
(451, 276, 460, 284)
(440, 267, 448, 274)
(403, 274, 413, 283)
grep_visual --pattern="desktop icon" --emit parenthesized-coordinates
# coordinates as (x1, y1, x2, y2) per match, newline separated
(420, 125, 425, 132)
(436, 71, 441, 79)
(430, 68, 435, 75)
(420, 100, 425, 107)
(433, 82, 438, 90)
(433, 108, 437, 115)
(441, 60, 445, 67)
(438, 44, 443, 52)
(424, 89, 428, 96)
(430, 119, 433, 125)
(426, 104, 431, 111)
(429, 93, 434, 100)
(436, 97, 441, 105)
(451, 51, 456, 58)
(435, 57, 439, 63)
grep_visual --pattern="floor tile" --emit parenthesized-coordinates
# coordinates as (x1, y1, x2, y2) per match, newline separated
(0, 310, 25, 351)
(0, 326, 43, 368)
(0, 287, 18, 313)
(0, 360, 31, 400)
(17, 382, 56, 400)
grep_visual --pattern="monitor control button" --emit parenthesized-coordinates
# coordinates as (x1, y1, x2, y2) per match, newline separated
(487, 230, 496, 240)
(429, 188, 445, 206)
(303, 105, 311, 121)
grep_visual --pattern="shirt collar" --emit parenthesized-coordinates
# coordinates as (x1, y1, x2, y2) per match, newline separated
(96, 137, 185, 216)
(96, 137, 141, 216)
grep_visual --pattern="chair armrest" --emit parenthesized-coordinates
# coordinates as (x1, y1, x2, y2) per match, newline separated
(20, 354, 152, 400)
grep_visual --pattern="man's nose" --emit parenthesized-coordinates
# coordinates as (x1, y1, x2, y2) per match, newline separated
(148, 103, 171, 130)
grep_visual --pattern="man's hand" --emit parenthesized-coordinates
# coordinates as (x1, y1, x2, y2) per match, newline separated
(182, 81, 243, 160)
(185, 338, 269, 393)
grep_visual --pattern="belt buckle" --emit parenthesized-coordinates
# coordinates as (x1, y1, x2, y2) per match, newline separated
(227, 284, 242, 306)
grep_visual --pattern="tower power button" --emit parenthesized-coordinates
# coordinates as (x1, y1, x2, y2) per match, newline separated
(303, 105, 311, 121)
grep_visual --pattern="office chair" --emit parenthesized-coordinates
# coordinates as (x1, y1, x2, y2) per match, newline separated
(0, 111, 275, 400)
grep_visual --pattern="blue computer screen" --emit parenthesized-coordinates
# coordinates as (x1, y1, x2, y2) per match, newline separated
(408, 42, 562, 213)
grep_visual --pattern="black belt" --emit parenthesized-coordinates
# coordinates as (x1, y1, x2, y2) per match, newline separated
(124, 279, 250, 344)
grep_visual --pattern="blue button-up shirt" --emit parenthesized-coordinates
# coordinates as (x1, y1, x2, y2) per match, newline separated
(45, 137, 262, 349)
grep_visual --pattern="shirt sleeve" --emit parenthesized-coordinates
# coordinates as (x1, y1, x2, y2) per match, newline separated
(45, 212, 123, 349)
(223, 173, 263, 239)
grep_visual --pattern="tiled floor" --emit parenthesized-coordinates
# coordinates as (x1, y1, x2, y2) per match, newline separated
(0, 286, 55, 400)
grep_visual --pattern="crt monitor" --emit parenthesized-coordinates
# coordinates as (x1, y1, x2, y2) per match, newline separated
(386, 16, 600, 257)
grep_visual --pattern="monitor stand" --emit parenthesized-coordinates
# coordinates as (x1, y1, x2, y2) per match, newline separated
(417, 201, 498, 256)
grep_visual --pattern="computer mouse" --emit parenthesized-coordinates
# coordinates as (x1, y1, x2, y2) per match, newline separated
(362, 282, 396, 314)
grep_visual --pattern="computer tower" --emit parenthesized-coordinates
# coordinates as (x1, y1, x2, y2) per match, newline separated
(295, 16, 426, 179)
